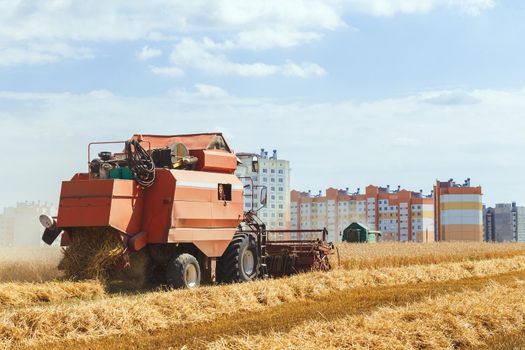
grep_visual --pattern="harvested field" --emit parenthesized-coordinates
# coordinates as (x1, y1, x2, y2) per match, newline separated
(0, 280, 104, 307)
(2, 254, 525, 348)
(0, 242, 525, 349)
(208, 281, 525, 350)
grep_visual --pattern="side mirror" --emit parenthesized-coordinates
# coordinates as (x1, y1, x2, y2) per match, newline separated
(260, 187, 268, 206)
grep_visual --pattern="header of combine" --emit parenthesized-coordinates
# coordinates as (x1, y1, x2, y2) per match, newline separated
(40, 132, 333, 289)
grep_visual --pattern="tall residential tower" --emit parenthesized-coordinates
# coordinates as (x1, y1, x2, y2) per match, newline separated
(236, 149, 291, 230)
(434, 179, 483, 241)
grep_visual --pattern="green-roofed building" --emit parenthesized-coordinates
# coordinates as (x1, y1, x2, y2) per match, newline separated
(342, 222, 380, 243)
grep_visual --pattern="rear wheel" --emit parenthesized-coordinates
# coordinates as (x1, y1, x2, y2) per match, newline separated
(217, 233, 259, 283)
(166, 253, 201, 289)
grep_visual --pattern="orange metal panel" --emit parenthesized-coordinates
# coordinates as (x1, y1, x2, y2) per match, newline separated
(141, 169, 176, 243)
(168, 228, 236, 257)
(193, 149, 237, 174)
(173, 201, 213, 221)
(175, 186, 213, 202)
(109, 197, 144, 234)
(171, 169, 243, 184)
(58, 200, 111, 227)
(56, 179, 144, 234)
(61, 179, 114, 197)
(144, 169, 243, 248)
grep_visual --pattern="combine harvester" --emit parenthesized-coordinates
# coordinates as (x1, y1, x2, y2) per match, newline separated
(39, 133, 333, 288)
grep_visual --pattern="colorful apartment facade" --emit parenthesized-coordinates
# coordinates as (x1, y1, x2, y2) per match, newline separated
(434, 179, 483, 241)
(291, 185, 434, 243)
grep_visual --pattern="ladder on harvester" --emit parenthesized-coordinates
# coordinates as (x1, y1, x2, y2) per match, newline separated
(259, 223, 269, 278)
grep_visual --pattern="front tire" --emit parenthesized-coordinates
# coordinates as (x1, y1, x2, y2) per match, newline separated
(166, 253, 201, 289)
(217, 233, 259, 283)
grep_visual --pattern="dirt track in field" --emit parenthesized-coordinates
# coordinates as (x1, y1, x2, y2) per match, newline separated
(34, 270, 525, 350)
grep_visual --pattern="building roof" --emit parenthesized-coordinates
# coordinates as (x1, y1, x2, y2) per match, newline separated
(344, 222, 370, 232)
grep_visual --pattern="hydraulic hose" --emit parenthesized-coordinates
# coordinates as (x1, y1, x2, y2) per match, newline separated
(125, 139, 155, 187)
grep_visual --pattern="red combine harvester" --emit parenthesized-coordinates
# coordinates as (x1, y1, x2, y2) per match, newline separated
(40, 133, 333, 288)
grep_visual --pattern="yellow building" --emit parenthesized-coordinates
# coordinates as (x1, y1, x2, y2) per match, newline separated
(434, 179, 483, 241)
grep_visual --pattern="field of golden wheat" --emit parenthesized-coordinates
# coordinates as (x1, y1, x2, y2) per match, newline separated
(1, 242, 525, 350)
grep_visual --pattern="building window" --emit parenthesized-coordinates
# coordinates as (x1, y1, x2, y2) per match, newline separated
(278, 169, 283, 174)
(278, 187, 284, 192)
(262, 168, 267, 173)
(278, 178, 283, 183)
(270, 169, 275, 174)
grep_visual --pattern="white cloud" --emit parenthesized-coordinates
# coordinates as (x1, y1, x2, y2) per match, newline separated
(209, 0, 344, 29)
(137, 46, 162, 61)
(0, 1, 343, 45)
(169, 84, 230, 99)
(150, 66, 185, 77)
(168, 37, 324, 78)
(235, 27, 323, 50)
(0, 0, 495, 66)
(420, 90, 481, 105)
(0, 42, 93, 66)
(447, 0, 495, 16)
(0, 85, 524, 208)
(282, 60, 326, 78)
(343, 0, 495, 16)
(87, 90, 114, 99)
(194, 84, 230, 98)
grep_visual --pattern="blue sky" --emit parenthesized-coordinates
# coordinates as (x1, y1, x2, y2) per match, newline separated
(1, 0, 524, 207)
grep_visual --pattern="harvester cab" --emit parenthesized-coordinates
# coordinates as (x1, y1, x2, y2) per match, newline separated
(40, 133, 334, 288)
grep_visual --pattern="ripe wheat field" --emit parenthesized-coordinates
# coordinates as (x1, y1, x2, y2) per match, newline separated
(1, 242, 525, 350)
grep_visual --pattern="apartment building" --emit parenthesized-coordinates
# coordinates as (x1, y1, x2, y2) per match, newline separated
(483, 205, 495, 241)
(291, 185, 434, 243)
(484, 203, 525, 242)
(0, 201, 54, 246)
(434, 179, 483, 241)
(235, 149, 290, 230)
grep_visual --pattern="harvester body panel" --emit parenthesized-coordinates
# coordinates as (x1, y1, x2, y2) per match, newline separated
(56, 165, 243, 257)
(57, 178, 144, 234)
(144, 168, 244, 257)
